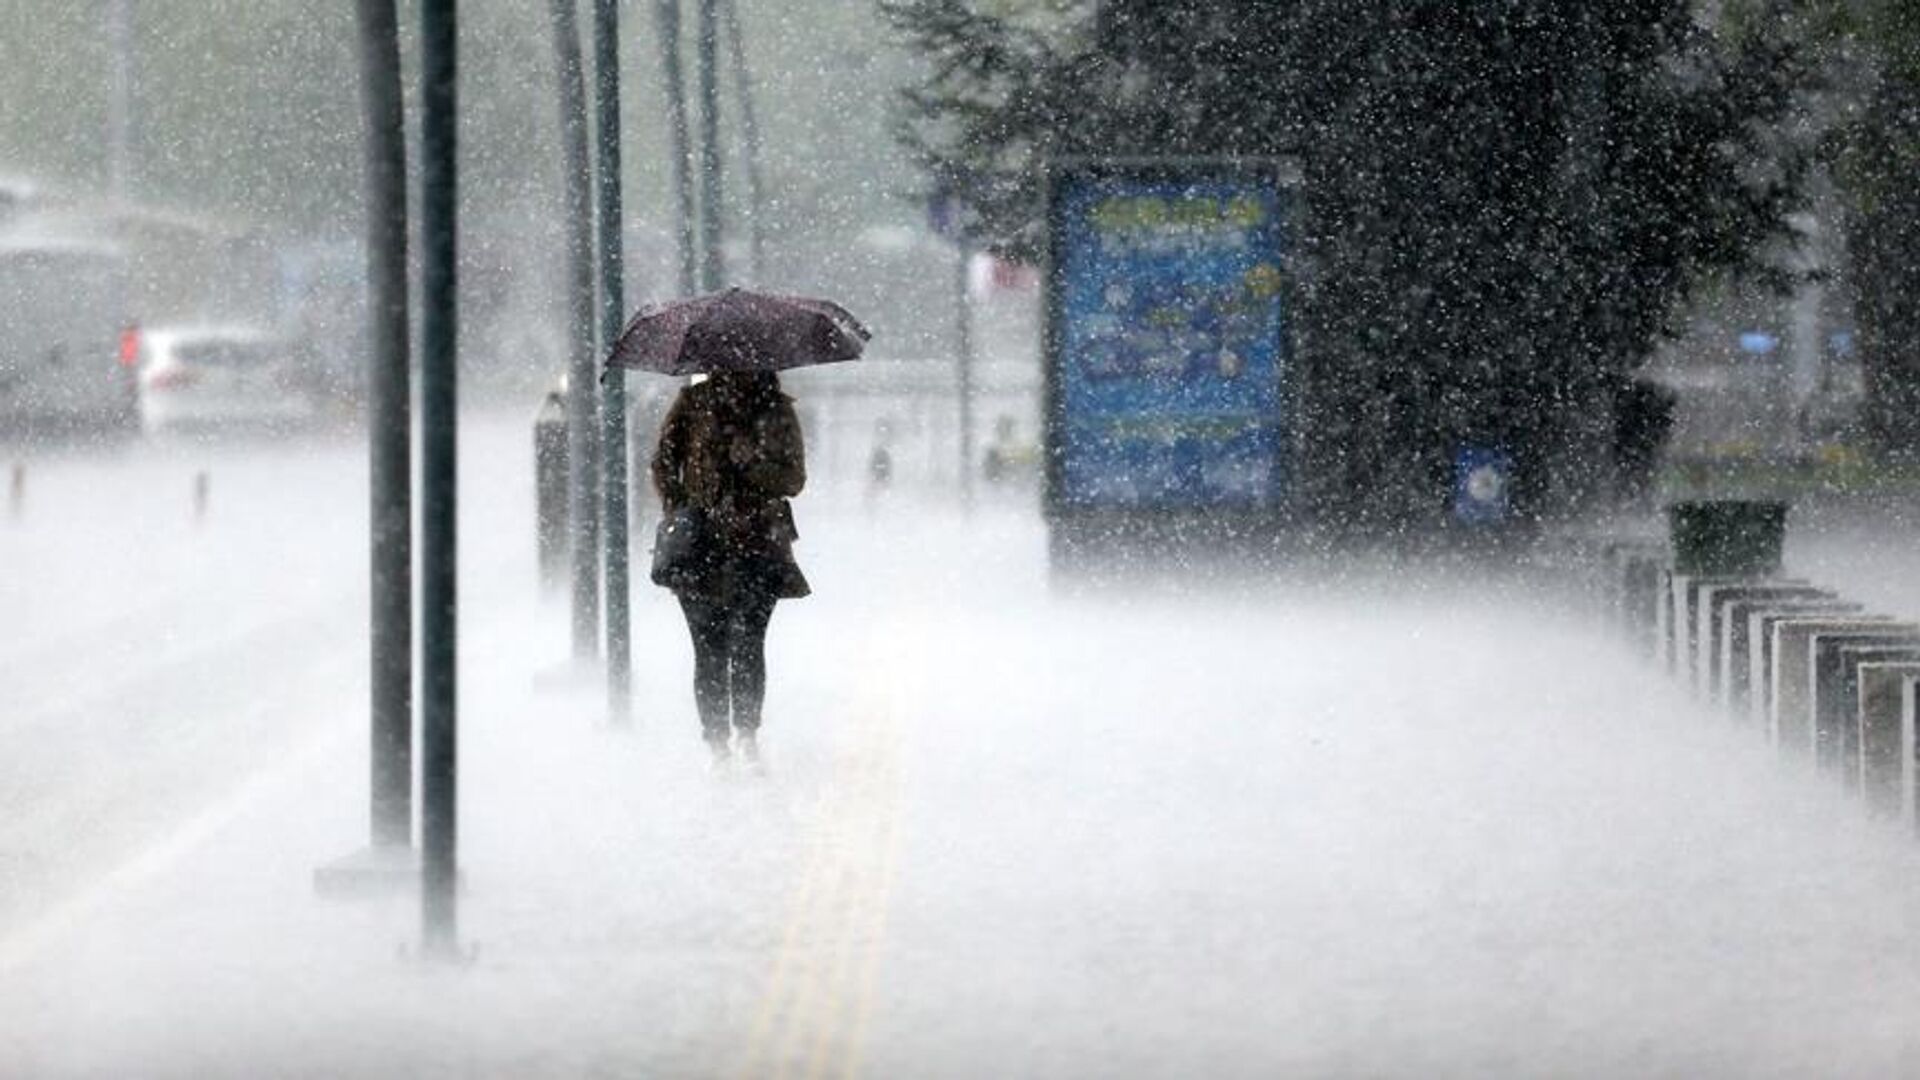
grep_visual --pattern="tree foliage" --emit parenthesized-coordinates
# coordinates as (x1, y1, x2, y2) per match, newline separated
(886, 0, 1810, 527)
(1805, 0, 1920, 454)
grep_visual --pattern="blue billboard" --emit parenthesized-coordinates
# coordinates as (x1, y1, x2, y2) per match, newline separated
(1047, 164, 1293, 512)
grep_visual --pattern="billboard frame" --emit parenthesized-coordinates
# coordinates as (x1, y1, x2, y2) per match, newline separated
(1041, 156, 1304, 556)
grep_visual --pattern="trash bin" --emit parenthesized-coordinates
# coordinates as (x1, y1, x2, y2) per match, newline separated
(1667, 499, 1787, 579)
(534, 390, 568, 590)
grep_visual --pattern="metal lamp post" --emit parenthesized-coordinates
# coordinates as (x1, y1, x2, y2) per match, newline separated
(313, 0, 416, 900)
(418, 0, 461, 960)
(552, 0, 602, 664)
(594, 0, 632, 721)
(695, 0, 723, 290)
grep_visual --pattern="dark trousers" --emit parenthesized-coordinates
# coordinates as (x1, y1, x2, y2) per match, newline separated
(677, 592, 777, 742)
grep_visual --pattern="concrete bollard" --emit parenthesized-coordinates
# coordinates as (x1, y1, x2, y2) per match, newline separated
(1812, 635, 1920, 778)
(1663, 499, 1789, 679)
(1830, 645, 1920, 793)
(1604, 540, 1666, 651)
(1900, 676, 1920, 834)
(533, 393, 568, 593)
(1601, 538, 1662, 627)
(1749, 610, 1880, 733)
(1722, 596, 1852, 715)
(1596, 539, 1628, 625)
(1769, 619, 1908, 755)
(1678, 576, 1769, 693)
(1621, 551, 1667, 655)
(1666, 571, 1749, 679)
(1659, 568, 1681, 674)
(1698, 584, 1825, 703)
(1856, 663, 1920, 817)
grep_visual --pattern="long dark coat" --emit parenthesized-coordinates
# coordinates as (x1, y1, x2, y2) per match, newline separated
(650, 379, 809, 601)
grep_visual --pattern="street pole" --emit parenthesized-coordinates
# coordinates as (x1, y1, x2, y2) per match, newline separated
(653, 0, 698, 297)
(719, 0, 765, 284)
(695, 0, 724, 291)
(358, 0, 413, 850)
(593, 0, 631, 722)
(551, 0, 602, 662)
(956, 242, 975, 511)
(419, 0, 460, 959)
(104, 0, 133, 203)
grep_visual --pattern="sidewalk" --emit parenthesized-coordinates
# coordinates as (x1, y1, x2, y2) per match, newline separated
(8, 501, 1920, 1077)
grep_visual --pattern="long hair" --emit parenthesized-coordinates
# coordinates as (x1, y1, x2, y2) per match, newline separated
(708, 370, 782, 416)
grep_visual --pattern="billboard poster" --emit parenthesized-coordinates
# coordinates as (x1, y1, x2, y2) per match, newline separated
(1046, 163, 1292, 513)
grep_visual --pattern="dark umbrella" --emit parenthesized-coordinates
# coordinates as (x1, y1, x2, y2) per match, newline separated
(602, 286, 871, 377)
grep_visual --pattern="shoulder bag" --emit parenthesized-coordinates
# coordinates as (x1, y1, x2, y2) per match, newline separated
(650, 506, 713, 590)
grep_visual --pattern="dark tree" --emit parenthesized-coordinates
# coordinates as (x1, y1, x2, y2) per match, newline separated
(1848, 73, 1920, 456)
(1815, 1, 1920, 456)
(885, 0, 1809, 529)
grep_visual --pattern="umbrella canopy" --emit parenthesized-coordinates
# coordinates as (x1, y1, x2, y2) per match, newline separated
(603, 287, 871, 377)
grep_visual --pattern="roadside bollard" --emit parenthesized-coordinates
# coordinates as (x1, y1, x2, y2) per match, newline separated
(1768, 617, 1908, 753)
(1831, 645, 1920, 793)
(1899, 675, 1920, 830)
(1807, 628, 1920, 772)
(193, 470, 210, 524)
(1702, 585, 1827, 705)
(534, 391, 569, 591)
(8, 463, 22, 520)
(1855, 663, 1920, 817)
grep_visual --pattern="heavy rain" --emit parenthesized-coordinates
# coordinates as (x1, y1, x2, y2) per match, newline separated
(3, 1, 1920, 1076)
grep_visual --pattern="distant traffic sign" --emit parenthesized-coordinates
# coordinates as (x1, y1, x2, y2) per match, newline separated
(1452, 448, 1512, 525)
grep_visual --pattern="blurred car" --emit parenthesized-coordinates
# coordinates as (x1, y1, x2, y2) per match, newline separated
(137, 325, 318, 436)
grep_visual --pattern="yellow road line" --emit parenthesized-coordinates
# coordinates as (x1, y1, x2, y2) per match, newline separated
(802, 806, 888, 1079)
(836, 735, 908, 1080)
(735, 806, 836, 1077)
(733, 618, 919, 1079)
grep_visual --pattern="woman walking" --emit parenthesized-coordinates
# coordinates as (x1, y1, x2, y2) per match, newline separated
(651, 370, 809, 768)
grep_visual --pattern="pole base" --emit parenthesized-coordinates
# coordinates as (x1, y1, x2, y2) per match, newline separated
(313, 844, 421, 899)
(399, 938, 481, 967)
(532, 656, 604, 693)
